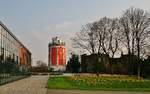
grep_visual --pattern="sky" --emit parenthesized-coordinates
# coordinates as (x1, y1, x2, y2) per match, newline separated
(0, 0, 150, 66)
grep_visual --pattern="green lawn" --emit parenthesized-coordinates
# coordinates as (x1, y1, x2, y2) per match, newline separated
(48, 75, 150, 91)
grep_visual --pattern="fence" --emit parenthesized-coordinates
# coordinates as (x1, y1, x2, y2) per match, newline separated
(0, 61, 31, 85)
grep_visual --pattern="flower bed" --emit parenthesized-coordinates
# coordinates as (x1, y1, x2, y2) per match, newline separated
(48, 75, 150, 91)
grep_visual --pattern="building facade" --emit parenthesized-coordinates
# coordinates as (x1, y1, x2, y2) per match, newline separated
(0, 21, 31, 72)
(48, 37, 66, 71)
(81, 54, 109, 73)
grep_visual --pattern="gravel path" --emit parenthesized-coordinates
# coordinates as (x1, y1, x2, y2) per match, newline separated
(47, 89, 150, 94)
(0, 75, 49, 94)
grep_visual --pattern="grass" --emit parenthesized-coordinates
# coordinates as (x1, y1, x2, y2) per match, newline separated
(47, 75, 150, 91)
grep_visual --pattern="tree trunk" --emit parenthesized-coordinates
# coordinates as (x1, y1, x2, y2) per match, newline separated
(131, 32, 135, 75)
(137, 39, 140, 79)
(109, 57, 113, 74)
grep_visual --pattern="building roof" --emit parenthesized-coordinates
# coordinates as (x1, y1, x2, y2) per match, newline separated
(49, 37, 65, 46)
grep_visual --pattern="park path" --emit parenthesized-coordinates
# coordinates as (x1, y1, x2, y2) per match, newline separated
(0, 75, 49, 94)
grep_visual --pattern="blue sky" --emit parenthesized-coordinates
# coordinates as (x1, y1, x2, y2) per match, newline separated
(0, 0, 149, 65)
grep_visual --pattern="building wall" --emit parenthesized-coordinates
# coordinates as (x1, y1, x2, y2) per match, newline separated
(0, 21, 31, 69)
(58, 46, 66, 66)
(51, 47, 57, 65)
(81, 54, 109, 73)
(0, 24, 19, 63)
(49, 46, 66, 66)
(48, 37, 66, 71)
(48, 45, 66, 71)
(19, 47, 31, 67)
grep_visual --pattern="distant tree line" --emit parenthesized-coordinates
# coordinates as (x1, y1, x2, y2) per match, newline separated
(72, 7, 150, 78)
(31, 60, 48, 73)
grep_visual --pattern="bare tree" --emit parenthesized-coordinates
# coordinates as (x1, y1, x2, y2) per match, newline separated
(72, 7, 150, 76)
(108, 18, 120, 58)
(120, 7, 150, 78)
(73, 17, 121, 73)
(94, 17, 120, 58)
(36, 60, 47, 67)
(96, 17, 111, 55)
(73, 17, 120, 58)
(96, 17, 120, 73)
(72, 23, 98, 54)
(120, 11, 135, 75)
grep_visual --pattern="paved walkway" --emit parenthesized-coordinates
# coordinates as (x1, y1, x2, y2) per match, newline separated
(0, 75, 49, 94)
(47, 90, 150, 94)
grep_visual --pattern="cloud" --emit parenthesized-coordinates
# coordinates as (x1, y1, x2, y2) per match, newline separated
(55, 21, 74, 29)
